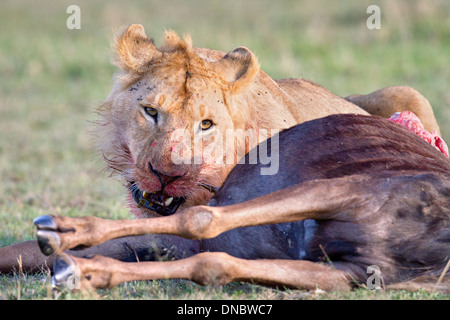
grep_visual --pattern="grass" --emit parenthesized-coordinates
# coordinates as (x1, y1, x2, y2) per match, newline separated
(0, 0, 449, 300)
(1, 271, 448, 300)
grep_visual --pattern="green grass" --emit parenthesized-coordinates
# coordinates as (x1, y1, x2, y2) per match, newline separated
(1, 271, 449, 300)
(0, 0, 449, 300)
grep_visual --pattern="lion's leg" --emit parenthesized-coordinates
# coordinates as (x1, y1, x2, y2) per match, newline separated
(35, 175, 386, 255)
(52, 252, 351, 291)
(346, 86, 440, 134)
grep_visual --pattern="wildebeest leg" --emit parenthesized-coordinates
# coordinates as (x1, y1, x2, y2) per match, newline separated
(44, 175, 389, 291)
(39, 175, 388, 253)
(35, 175, 387, 255)
(0, 241, 53, 274)
(0, 235, 197, 274)
(52, 251, 351, 291)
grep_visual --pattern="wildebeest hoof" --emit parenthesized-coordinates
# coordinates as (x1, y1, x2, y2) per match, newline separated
(52, 255, 80, 291)
(34, 215, 60, 255)
(33, 215, 58, 231)
(36, 230, 61, 256)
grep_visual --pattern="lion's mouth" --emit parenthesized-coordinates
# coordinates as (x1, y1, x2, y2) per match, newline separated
(129, 182, 186, 216)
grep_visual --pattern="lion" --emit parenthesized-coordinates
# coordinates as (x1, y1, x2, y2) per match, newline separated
(0, 24, 442, 275)
(97, 24, 440, 219)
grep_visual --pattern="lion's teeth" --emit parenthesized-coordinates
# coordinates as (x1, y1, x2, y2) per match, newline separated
(164, 197, 174, 206)
(142, 191, 151, 200)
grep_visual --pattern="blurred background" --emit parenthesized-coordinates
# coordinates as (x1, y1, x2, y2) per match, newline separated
(1, 0, 449, 242)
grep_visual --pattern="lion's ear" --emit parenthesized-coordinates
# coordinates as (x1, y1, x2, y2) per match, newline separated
(114, 24, 161, 73)
(214, 47, 260, 92)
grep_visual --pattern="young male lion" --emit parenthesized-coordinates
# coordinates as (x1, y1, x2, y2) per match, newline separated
(98, 24, 440, 219)
(0, 24, 441, 273)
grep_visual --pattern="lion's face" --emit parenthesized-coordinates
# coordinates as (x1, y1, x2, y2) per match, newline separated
(119, 71, 238, 217)
(97, 25, 263, 218)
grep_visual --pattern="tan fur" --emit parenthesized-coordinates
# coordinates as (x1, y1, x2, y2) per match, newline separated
(96, 24, 440, 218)
(346, 86, 440, 134)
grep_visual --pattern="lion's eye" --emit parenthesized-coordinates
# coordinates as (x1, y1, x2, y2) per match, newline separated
(201, 119, 214, 130)
(143, 107, 158, 118)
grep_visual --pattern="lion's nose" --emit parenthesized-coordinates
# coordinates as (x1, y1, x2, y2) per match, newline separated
(148, 162, 184, 188)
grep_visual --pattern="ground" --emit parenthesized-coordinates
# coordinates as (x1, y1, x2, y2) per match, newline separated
(0, 0, 449, 300)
